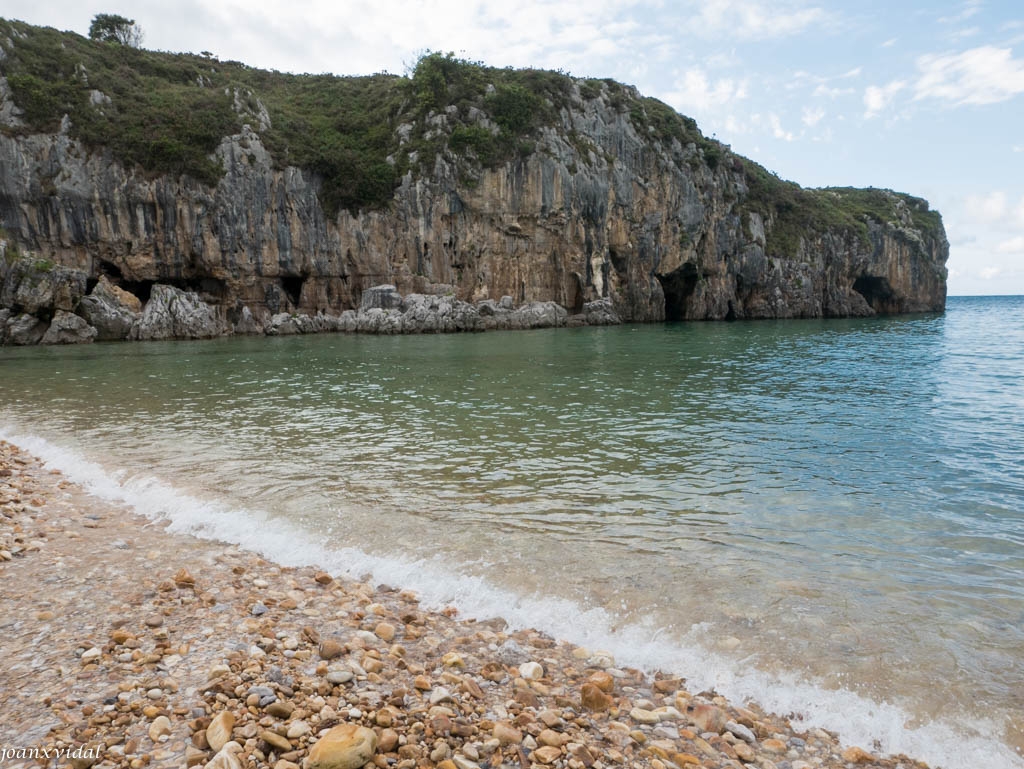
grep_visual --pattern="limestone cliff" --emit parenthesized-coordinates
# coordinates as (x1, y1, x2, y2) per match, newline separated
(0, 23, 947, 344)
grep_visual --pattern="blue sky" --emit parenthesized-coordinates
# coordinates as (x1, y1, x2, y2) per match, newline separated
(9, 1, 1024, 295)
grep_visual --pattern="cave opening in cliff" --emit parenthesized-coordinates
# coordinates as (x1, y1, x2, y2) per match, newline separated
(853, 275, 898, 313)
(185, 277, 228, 300)
(99, 260, 124, 281)
(281, 276, 305, 307)
(97, 259, 153, 302)
(122, 280, 154, 302)
(658, 262, 699, 321)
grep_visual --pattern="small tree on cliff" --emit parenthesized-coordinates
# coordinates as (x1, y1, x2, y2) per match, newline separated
(88, 14, 144, 47)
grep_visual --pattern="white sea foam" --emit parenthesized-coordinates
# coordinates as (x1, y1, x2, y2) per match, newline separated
(3, 426, 1021, 769)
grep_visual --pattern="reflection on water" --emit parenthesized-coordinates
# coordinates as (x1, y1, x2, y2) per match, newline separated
(2, 296, 1023, 756)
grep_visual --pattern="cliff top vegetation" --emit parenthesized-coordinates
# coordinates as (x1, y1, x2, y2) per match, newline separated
(0, 17, 942, 254)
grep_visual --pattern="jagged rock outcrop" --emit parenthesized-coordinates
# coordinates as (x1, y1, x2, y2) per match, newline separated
(77, 276, 141, 341)
(0, 258, 88, 317)
(2, 311, 47, 345)
(232, 306, 264, 335)
(130, 284, 227, 341)
(579, 298, 620, 326)
(391, 293, 483, 333)
(360, 285, 405, 312)
(39, 310, 96, 344)
(0, 34, 947, 346)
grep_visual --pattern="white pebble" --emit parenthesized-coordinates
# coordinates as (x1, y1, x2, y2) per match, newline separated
(518, 661, 543, 680)
(430, 687, 455, 705)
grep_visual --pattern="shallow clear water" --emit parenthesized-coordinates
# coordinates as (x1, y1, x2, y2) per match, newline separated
(2, 296, 1022, 767)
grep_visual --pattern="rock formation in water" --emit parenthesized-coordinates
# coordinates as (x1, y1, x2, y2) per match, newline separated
(0, 21, 948, 344)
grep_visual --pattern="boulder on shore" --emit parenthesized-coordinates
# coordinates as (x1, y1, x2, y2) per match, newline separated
(77, 276, 142, 341)
(131, 284, 226, 341)
(305, 723, 377, 769)
(40, 310, 96, 345)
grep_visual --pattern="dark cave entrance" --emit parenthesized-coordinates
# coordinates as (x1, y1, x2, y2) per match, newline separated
(97, 260, 153, 302)
(191, 277, 228, 300)
(94, 260, 230, 304)
(853, 275, 898, 314)
(658, 262, 699, 321)
(281, 276, 305, 307)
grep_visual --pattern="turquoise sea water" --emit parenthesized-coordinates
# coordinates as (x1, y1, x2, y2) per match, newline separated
(1, 295, 1022, 767)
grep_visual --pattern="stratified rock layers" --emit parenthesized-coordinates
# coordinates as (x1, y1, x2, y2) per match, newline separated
(0, 87, 947, 344)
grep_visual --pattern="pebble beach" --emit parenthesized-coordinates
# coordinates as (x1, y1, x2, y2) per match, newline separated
(0, 440, 932, 769)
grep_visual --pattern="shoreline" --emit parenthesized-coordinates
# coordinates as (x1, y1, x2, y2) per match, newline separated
(0, 439, 932, 769)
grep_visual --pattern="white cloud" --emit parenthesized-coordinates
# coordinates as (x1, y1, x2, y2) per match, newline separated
(951, 26, 981, 39)
(4, 0, 663, 80)
(705, 51, 742, 68)
(964, 191, 1008, 223)
(946, 192, 1024, 290)
(665, 68, 748, 113)
(863, 80, 906, 118)
(938, 0, 983, 24)
(995, 237, 1024, 254)
(802, 106, 826, 126)
(769, 113, 794, 141)
(791, 66, 860, 103)
(792, 66, 860, 86)
(915, 46, 1024, 105)
(724, 115, 748, 134)
(814, 84, 855, 98)
(955, 192, 1024, 249)
(881, 37, 898, 48)
(692, 0, 828, 40)
(944, 184, 1024, 295)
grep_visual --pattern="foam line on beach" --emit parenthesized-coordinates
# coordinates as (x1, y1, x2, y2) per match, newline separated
(4, 426, 1020, 769)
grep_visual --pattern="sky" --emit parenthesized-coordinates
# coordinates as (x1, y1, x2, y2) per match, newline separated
(6, 1, 1024, 295)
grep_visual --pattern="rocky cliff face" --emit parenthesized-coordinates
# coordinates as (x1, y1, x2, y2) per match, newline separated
(0, 64, 947, 345)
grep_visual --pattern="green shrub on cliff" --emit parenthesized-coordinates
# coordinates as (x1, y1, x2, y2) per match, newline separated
(405, 52, 559, 170)
(1, 21, 236, 184)
(488, 83, 540, 133)
(0, 22, 684, 215)
(448, 125, 501, 165)
(249, 71, 406, 213)
(0, 29, 569, 213)
(88, 13, 143, 47)
(0, 16, 943, 247)
(629, 96, 697, 145)
(739, 160, 944, 258)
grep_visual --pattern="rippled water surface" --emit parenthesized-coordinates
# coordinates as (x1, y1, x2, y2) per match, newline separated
(2, 296, 1022, 766)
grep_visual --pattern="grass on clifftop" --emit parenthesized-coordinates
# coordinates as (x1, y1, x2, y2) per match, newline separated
(739, 159, 945, 258)
(0, 19, 411, 209)
(0, 23, 584, 213)
(0, 19, 730, 215)
(0, 17, 942, 245)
